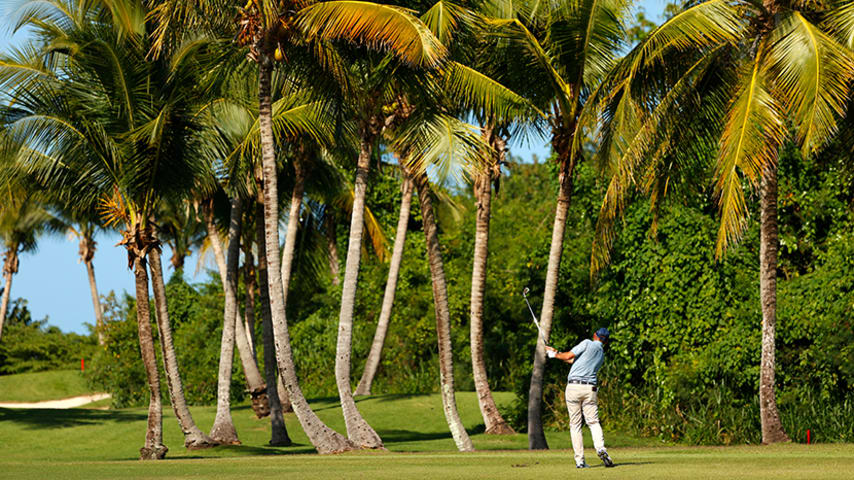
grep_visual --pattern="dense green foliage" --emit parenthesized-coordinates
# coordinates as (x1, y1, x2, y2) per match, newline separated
(85, 279, 246, 408)
(79, 148, 853, 444)
(0, 298, 96, 374)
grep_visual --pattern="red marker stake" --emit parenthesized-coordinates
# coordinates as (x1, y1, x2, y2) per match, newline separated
(81, 358, 85, 372)
(807, 429, 811, 444)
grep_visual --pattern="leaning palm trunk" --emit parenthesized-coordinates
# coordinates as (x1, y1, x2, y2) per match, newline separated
(528, 153, 575, 450)
(209, 197, 243, 445)
(354, 174, 413, 396)
(413, 170, 474, 452)
(334, 130, 384, 448)
(470, 128, 514, 435)
(129, 246, 168, 460)
(325, 215, 340, 286)
(276, 152, 309, 415)
(148, 247, 217, 449)
(204, 201, 268, 416)
(255, 202, 291, 445)
(279, 153, 305, 309)
(0, 271, 10, 340)
(0, 251, 17, 341)
(758, 164, 790, 444)
(257, 57, 355, 454)
(233, 287, 268, 417)
(243, 246, 258, 360)
(78, 236, 104, 345)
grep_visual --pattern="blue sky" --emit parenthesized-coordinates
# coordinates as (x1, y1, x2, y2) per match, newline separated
(1, 0, 669, 335)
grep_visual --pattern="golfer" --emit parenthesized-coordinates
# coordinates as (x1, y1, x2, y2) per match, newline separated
(545, 327, 614, 469)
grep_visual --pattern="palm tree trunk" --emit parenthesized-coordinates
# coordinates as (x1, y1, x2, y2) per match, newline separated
(325, 215, 340, 286)
(233, 292, 268, 417)
(413, 170, 475, 452)
(204, 201, 268, 417)
(255, 202, 291, 445)
(275, 153, 307, 415)
(280, 153, 305, 308)
(148, 247, 217, 449)
(335, 131, 384, 448)
(277, 375, 291, 412)
(203, 200, 228, 276)
(209, 197, 243, 445)
(0, 260, 15, 342)
(527, 154, 575, 450)
(470, 128, 514, 435)
(759, 163, 790, 444)
(354, 174, 413, 396)
(133, 253, 168, 460)
(243, 246, 258, 360)
(170, 250, 186, 272)
(79, 235, 104, 346)
(84, 259, 104, 345)
(258, 56, 355, 454)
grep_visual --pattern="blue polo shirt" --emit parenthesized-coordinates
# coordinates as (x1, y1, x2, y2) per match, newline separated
(567, 339, 605, 384)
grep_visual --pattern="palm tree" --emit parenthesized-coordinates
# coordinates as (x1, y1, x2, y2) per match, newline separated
(2, 0, 218, 457)
(487, 0, 631, 449)
(392, 107, 501, 452)
(156, 200, 205, 273)
(352, 3, 536, 407)
(467, 122, 515, 434)
(209, 196, 244, 444)
(200, 192, 268, 419)
(148, 241, 218, 449)
(254, 202, 291, 445)
(354, 169, 413, 396)
(589, 0, 854, 444)
(65, 218, 105, 345)
(444, 1, 541, 434)
(151, 0, 447, 453)
(0, 186, 58, 340)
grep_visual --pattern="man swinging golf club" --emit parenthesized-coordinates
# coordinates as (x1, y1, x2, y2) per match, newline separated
(545, 328, 615, 469)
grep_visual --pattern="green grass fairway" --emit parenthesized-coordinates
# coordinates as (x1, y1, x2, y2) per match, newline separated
(0, 370, 93, 402)
(1, 445, 850, 480)
(1, 391, 849, 479)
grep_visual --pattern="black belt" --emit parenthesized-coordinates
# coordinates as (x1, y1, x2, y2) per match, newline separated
(568, 379, 596, 386)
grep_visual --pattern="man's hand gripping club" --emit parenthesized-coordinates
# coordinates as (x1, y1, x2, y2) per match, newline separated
(545, 346, 576, 364)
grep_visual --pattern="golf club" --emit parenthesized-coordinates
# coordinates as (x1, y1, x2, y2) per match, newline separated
(522, 287, 550, 348)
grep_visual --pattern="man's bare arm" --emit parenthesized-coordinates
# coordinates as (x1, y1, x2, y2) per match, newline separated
(545, 346, 575, 364)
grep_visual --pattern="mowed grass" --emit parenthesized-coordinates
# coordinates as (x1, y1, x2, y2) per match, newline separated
(1, 391, 850, 479)
(0, 370, 93, 402)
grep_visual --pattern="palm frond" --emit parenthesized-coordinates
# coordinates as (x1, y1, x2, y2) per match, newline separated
(421, 0, 472, 44)
(441, 61, 543, 123)
(393, 114, 489, 185)
(489, 17, 573, 114)
(298, 1, 446, 68)
(825, 0, 854, 49)
(715, 51, 786, 256)
(626, 0, 742, 75)
(766, 11, 854, 156)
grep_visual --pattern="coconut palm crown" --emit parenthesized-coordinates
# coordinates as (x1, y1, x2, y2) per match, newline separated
(589, 0, 854, 443)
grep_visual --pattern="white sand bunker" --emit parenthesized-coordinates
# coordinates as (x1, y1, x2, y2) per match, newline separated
(0, 393, 111, 409)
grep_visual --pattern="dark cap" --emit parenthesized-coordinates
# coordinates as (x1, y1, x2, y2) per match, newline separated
(595, 327, 610, 343)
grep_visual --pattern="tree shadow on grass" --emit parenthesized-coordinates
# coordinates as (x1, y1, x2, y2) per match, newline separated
(168, 443, 318, 458)
(308, 393, 436, 413)
(376, 424, 487, 448)
(0, 407, 146, 430)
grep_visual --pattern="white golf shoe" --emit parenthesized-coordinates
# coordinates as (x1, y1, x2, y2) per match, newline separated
(597, 449, 614, 467)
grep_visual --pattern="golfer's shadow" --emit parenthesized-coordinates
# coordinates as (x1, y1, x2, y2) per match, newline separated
(590, 461, 652, 468)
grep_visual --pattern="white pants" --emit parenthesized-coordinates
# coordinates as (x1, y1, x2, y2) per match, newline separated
(565, 383, 605, 464)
